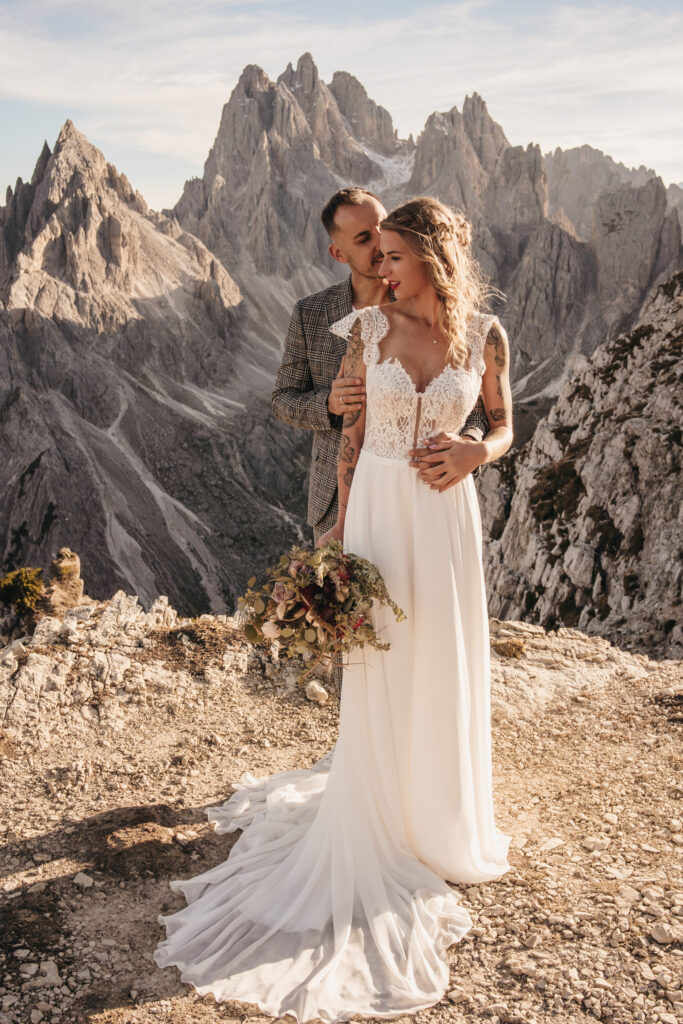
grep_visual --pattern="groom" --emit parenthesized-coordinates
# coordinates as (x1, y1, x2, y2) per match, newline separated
(271, 187, 489, 544)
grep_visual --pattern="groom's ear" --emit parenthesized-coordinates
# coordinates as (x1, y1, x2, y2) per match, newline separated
(328, 241, 349, 265)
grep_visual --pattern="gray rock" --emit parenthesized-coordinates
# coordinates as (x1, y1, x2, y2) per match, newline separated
(480, 271, 682, 658)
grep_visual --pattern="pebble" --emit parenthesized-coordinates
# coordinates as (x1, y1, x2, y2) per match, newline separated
(73, 872, 94, 888)
(650, 922, 679, 944)
(582, 836, 610, 851)
(305, 680, 328, 704)
(447, 986, 470, 1003)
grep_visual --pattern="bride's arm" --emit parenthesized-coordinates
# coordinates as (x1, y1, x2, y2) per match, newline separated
(476, 321, 513, 463)
(316, 319, 367, 546)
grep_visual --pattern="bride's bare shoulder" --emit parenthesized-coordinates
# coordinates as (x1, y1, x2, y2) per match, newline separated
(378, 302, 414, 329)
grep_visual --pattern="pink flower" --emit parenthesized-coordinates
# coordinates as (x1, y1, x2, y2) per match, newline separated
(272, 581, 293, 602)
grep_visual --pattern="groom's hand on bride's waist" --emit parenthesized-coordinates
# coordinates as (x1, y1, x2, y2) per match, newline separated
(408, 433, 485, 491)
(328, 356, 366, 418)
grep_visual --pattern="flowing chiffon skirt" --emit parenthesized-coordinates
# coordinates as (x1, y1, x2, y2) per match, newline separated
(153, 447, 511, 1022)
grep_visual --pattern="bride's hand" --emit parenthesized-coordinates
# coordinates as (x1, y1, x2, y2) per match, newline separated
(316, 521, 345, 548)
(408, 432, 485, 491)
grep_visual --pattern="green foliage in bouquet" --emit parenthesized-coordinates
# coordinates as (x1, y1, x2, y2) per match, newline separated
(238, 540, 405, 682)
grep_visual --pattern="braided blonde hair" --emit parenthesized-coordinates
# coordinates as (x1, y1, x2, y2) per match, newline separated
(381, 197, 495, 368)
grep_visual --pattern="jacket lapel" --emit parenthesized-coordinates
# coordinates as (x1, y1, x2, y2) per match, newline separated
(325, 276, 353, 326)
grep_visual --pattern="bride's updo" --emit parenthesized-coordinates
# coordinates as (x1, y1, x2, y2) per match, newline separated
(381, 197, 492, 368)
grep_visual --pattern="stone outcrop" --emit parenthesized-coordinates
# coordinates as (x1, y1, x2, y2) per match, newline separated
(479, 271, 682, 658)
(35, 548, 91, 620)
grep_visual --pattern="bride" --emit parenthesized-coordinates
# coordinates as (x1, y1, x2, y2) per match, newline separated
(154, 196, 513, 1023)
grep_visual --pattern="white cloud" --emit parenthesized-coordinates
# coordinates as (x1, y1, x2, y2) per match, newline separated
(0, 0, 681, 208)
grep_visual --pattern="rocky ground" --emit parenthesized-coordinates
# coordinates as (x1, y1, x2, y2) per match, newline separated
(0, 592, 681, 1024)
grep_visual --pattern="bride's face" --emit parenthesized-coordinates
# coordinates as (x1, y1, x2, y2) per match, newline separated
(378, 230, 430, 299)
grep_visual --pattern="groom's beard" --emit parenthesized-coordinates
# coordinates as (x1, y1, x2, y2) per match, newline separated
(348, 257, 386, 281)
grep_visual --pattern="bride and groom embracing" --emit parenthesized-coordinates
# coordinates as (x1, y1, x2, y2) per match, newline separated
(154, 189, 514, 1023)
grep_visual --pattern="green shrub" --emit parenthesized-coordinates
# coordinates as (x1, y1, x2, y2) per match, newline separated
(0, 567, 45, 618)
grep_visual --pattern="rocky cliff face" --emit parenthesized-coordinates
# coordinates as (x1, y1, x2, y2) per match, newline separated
(479, 271, 682, 658)
(544, 145, 658, 242)
(0, 122, 310, 613)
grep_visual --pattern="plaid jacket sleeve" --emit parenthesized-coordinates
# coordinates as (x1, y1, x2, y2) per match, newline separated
(271, 300, 336, 432)
(460, 394, 489, 441)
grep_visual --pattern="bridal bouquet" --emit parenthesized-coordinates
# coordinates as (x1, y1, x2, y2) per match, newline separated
(238, 540, 405, 682)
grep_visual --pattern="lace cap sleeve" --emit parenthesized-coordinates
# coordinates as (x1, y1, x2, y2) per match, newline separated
(329, 306, 389, 366)
(468, 313, 506, 376)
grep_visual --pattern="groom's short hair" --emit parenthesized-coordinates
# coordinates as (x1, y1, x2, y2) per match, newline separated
(321, 187, 381, 237)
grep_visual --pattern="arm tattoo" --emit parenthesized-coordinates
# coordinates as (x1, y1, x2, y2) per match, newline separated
(343, 466, 355, 487)
(345, 318, 364, 375)
(340, 433, 355, 464)
(486, 325, 506, 368)
(344, 406, 362, 428)
(489, 407, 506, 422)
(496, 374, 503, 398)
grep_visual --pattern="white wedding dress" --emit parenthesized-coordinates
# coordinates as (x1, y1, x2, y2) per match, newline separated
(154, 305, 512, 1022)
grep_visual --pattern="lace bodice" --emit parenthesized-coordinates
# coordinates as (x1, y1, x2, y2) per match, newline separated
(330, 306, 499, 460)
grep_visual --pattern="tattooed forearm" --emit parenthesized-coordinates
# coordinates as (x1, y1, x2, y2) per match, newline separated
(335, 318, 367, 521)
(344, 406, 362, 428)
(340, 434, 355, 464)
(489, 407, 506, 422)
(345, 319, 364, 375)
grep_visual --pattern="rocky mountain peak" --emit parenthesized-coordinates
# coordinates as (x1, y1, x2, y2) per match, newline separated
(237, 62, 272, 98)
(276, 53, 378, 181)
(279, 51, 320, 95)
(590, 176, 671, 333)
(462, 92, 509, 173)
(409, 105, 489, 214)
(177, 55, 391, 285)
(0, 118, 241, 327)
(30, 140, 52, 189)
(329, 70, 396, 156)
(544, 144, 661, 242)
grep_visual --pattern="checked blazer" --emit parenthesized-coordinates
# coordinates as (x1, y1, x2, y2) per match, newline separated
(272, 277, 353, 529)
(271, 275, 490, 531)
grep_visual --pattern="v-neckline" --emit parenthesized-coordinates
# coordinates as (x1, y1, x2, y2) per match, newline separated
(376, 356, 459, 397)
(372, 308, 473, 396)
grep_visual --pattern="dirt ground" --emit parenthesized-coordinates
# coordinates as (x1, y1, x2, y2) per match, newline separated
(0, 595, 681, 1024)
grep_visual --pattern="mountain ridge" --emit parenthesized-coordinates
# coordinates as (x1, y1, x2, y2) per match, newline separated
(1, 54, 680, 632)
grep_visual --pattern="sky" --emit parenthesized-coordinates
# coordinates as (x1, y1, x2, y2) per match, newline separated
(1, 0, 681, 211)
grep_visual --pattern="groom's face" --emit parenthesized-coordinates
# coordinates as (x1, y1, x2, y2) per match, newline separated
(328, 198, 388, 280)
